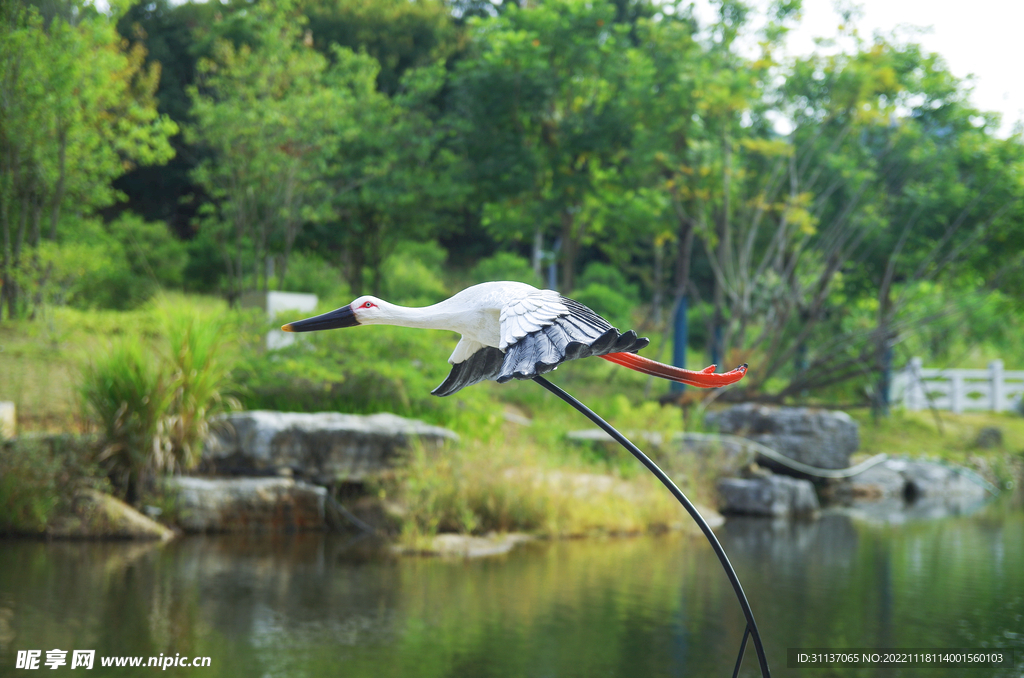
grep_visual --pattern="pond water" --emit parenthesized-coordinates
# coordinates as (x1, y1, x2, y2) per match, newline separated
(1, 495, 1021, 678)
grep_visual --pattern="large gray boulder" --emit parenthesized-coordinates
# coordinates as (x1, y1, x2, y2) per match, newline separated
(204, 411, 459, 483)
(705, 404, 859, 470)
(847, 462, 906, 500)
(843, 458, 989, 508)
(166, 477, 328, 533)
(717, 474, 820, 518)
(890, 459, 989, 500)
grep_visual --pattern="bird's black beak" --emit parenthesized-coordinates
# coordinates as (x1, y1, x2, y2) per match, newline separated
(281, 304, 359, 332)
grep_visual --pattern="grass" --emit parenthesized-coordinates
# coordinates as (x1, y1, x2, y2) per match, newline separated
(382, 426, 705, 546)
(851, 408, 1024, 458)
(4, 294, 1023, 540)
(850, 408, 1024, 488)
(0, 294, 238, 432)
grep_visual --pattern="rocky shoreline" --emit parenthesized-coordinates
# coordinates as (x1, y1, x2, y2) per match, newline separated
(4, 406, 1017, 555)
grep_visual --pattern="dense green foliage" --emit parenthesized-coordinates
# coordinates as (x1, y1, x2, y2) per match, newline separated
(0, 435, 108, 534)
(2, 0, 1023, 407)
(78, 302, 240, 502)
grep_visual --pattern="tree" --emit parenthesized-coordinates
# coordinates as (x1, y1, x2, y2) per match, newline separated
(0, 2, 177, 319)
(311, 60, 466, 295)
(300, 0, 460, 95)
(186, 5, 356, 301)
(452, 0, 643, 293)
(688, 27, 1024, 404)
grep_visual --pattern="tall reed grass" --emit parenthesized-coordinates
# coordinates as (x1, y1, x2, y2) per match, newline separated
(79, 303, 239, 502)
(80, 340, 169, 503)
(162, 308, 240, 472)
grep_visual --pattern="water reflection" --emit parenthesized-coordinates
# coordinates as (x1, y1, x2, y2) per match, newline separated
(1, 495, 1021, 678)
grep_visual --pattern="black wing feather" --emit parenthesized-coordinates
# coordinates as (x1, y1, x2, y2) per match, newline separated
(432, 295, 649, 396)
(431, 346, 506, 397)
(496, 296, 648, 383)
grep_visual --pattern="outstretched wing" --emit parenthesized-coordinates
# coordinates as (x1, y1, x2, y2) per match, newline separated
(431, 343, 505, 397)
(497, 295, 648, 383)
(431, 291, 649, 397)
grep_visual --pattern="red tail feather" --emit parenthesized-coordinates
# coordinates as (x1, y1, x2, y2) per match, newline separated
(599, 353, 747, 388)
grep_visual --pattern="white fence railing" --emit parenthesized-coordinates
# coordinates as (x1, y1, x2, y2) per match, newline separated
(895, 358, 1024, 413)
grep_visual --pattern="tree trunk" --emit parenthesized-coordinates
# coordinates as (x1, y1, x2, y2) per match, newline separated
(873, 282, 895, 419)
(234, 213, 245, 304)
(652, 240, 663, 326)
(345, 238, 364, 293)
(47, 126, 67, 241)
(560, 210, 576, 293)
(711, 130, 731, 366)
(1, 180, 10, 322)
(7, 192, 30, 318)
(532, 227, 544, 281)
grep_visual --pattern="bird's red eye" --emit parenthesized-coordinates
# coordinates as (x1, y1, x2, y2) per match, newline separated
(363, 301, 373, 308)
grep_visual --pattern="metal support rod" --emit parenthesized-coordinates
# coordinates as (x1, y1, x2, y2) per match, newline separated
(534, 375, 771, 678)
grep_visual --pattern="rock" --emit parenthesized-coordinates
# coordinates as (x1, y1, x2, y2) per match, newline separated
(166, 477, 328, 533)
(393, 533, 534, 558)
(841, 458, 989, 505)
(692, 505, 726, 530)
(0, 401, 14, 439)
(502, 406, 532, 426)
(569, 430, 757, 479)
(894, 460, 988, 501)
(974, 427, 1003, 449)
(705, 404, 859, 470)
(675, 433, 759, 475)
(48, 490, 175, 541)
(717, 474, 820, 518)
(847, 461, 907, 500)
(204, 411, 459, 483)
(567, 429, 667, 449)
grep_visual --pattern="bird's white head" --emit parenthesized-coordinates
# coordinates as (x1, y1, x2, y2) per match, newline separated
(348, 295, 390, 325)
(281, 295, 389, 333)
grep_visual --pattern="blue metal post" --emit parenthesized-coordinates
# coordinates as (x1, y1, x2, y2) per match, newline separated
(671, 295, 688, 393)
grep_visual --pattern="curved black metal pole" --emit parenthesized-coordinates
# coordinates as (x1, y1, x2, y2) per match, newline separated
(534, 376, 771, 678)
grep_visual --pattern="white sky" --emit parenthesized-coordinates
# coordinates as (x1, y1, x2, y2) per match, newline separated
(691, 0, 1024, 137)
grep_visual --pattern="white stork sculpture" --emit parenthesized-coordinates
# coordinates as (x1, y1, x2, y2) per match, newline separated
(282, 281, 747, 395)
(282, 280, 770, 676)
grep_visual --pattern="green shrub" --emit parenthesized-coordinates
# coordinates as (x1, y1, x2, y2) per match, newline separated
(571, 282, 636, 331)
(183, 229, 226, 294)
(571, 262, 642, 329)
(279, 251, 348, 300)
(64, 213, 188, 310)
(237, 314, 502, 436)
(25, 237, 121, 309)
(0, 439, 62, 533)
(0, 436, 108, 534)
(381, 241, 450, 305)
(79, 304, 240, 502)
(80, 339, 169, 503)
(577, 261, 638, 295)
(108, 213, 189, 289)
(470, 252, 542, 287)
(686, 302, 714, 351)
(387, 436, 684, 542)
